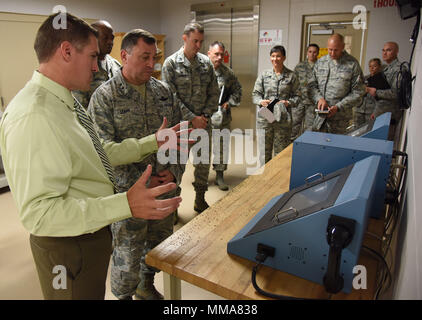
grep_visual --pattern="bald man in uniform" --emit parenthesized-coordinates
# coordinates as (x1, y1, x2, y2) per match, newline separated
(366, 42, 403, 124)
(308, 33, 365, 134)
(73, 20, 121, 108)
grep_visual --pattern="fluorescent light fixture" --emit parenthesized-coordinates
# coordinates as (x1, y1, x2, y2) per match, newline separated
(311, 29, 334, 35)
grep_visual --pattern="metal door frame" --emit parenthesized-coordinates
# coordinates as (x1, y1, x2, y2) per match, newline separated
(306, 21, 366, 66)
(301, 12, 370, 67)
(191, 0, 260, 14)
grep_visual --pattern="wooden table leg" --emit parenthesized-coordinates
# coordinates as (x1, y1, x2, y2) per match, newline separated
(163, 272, 181, 300)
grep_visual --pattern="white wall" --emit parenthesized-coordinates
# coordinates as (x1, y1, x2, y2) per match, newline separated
(257, 0, 291, 74)
(159, 0, 193, 56)
(1, 0, 415, 72)
(265, 0, 415, 74)
(0, 0, 162, 34)
(159, 0, 223, 57)
(158, 0, 415, 77)
(392, 10, 422, 299)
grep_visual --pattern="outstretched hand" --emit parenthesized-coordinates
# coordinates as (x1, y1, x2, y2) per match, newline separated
(155, 117, 194, 153)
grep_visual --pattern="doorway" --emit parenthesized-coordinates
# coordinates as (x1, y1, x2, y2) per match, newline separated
(191, 0, 260, 132)
(301, 13, 370, 66)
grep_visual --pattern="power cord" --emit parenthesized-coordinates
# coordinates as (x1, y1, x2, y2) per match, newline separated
(363, 149, 407, 299)
(397, 62, 414, 110)
(251, 251, 303, 300)
(397, 10, 419, 110)
(362, 245, 392, 299)
(251, 244, 329, 300)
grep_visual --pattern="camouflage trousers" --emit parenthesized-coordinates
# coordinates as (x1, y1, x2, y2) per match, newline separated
(373, 103, 403, 124)
(354, 110, 372, 127)
(110, 214, 173, 300)
(257, 118, 292, 165)
(318, 117, 351, 135)
(303, 103, 316, 132)
(291, 103, 316, 140)
(291, 104, 304, 142)
(190, 125, 212, 192)
(211, 115, 231, 172)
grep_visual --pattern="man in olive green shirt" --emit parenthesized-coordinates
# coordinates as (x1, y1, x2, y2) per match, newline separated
(0, 13, 185, 300)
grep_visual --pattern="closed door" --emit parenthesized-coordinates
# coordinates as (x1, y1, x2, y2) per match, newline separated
(192, 0, 260, 132)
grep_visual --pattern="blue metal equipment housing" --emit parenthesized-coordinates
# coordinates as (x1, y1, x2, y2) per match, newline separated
(227, 155, 381, 294)
(347, 112, 391, 140)
(289, 131, 393, 218)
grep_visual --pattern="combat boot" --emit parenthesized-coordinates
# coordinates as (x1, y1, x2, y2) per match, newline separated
(134, 274, 164, 300)
(215, 171, 229, 191)
(194, 191, 209, 213)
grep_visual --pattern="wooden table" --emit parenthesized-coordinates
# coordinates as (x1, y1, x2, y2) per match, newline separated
(146, 144, 383, 300)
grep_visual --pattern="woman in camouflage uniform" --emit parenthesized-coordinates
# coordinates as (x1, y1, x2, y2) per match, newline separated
(252, 45, 300, 165)
(354, 58, 382, 127)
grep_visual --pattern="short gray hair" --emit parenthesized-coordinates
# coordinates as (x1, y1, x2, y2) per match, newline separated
(121, 29, 156, 53)
(183, 22, 204, 35)
(209, 41, 225, 51)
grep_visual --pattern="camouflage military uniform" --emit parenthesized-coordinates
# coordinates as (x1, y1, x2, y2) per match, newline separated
(88, 69, 183, 300)
(252, 67, 300, 165)
(293, 60, 316, 136)
(308, 51, 365, 134)
(162, 47, 219, 192)
(373, 59, 403, 122)
(73, 54, 121, 108)
(211, 63, 242, 172)
(354, 74, 376, 127)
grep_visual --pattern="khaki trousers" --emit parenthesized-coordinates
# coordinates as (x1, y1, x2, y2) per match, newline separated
(29, 226, 112, 300)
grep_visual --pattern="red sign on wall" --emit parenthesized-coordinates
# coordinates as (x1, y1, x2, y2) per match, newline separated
(374, 0, 396, 8)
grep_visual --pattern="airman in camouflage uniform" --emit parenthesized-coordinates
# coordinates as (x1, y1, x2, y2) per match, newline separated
(367, 42, 403, 124)
(252, 45, 300, 165)
(293, 44, 319, 138)
(207, 41, 242, 191)
(354, 58, 382, 127)
(88, 30, 183, 301)
(162, 22, 219, 213)
(354, 74, 377, 127)
(72, 20, 121, 108)
(308, 34, 365, 134)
